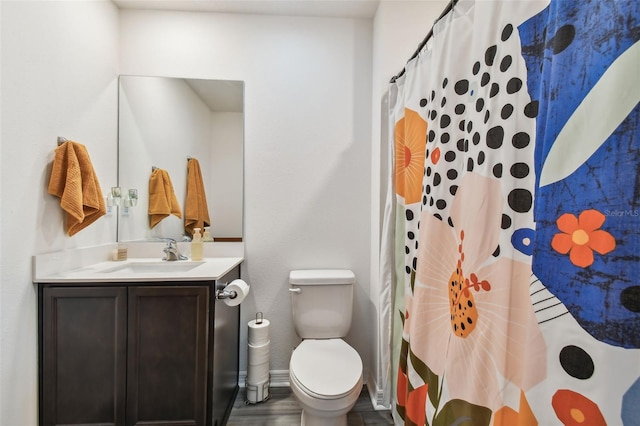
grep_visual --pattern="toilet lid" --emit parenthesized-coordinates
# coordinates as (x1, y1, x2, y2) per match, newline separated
(290, 339, 362, 398)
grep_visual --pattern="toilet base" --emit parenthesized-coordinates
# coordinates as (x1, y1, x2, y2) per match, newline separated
(290, 373, 362, 426)
(301, 410, 347, 426)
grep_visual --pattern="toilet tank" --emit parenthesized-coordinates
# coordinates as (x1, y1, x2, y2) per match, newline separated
(289, 269, 355, 339)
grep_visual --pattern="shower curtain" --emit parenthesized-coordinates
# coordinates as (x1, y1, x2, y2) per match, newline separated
(387, 1, 640, 425)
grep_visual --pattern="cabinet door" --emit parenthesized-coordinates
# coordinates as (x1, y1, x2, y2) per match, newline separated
(126, 286, 209, 426)
(41, 286, 127, 426)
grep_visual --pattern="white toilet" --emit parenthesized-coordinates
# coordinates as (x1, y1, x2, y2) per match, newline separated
(288, 269, 363, 426)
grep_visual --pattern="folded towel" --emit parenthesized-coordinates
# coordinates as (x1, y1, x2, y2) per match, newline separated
(47, 141, 106, 236)
(148, 168, 182, 228)
(184, 158, 211, 237)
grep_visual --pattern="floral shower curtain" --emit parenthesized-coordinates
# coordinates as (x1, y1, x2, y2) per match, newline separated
(388, 1, 639, 425)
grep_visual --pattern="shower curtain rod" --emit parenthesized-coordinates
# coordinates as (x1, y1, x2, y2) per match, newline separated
(389, 0, 459, 83)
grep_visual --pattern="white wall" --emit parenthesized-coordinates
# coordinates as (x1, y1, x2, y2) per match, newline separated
(119, 9, 374, 382)
(0, 1, 119, 423)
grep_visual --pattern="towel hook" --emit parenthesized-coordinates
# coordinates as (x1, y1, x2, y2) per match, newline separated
(152, 166, 159, 171)
(57, 136, 68, 146)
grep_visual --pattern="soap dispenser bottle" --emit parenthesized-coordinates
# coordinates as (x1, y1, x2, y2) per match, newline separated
(191, 228, 203, 261)
(202, 226, 213, 242)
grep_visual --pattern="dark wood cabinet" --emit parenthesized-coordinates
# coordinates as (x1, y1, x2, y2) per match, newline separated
(37, 267, 240, 426)
(126, 286, 209, 426)
(41, 286, 127, 426)
(210, 266, 240, 426)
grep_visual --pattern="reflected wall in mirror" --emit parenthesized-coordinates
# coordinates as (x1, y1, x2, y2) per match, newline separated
(117, 75, 244, 242)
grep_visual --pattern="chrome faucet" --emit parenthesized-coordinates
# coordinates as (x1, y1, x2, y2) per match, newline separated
(162, 238, 188, 261)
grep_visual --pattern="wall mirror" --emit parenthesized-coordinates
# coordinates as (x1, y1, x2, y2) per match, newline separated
(117, 75, 244, 242)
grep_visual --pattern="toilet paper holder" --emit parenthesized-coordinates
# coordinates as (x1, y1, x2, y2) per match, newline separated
(215, 287, 237, 300)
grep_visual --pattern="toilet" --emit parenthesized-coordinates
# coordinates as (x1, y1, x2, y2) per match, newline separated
(288, 269, 363, 426)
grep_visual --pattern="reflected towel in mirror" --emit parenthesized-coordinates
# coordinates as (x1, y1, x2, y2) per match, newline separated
(148, 168, 182, 228)
(47, 140, 106, 236)
(185, 158, 211, 237)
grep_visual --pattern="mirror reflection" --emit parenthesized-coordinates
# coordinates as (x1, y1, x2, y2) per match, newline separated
(117, 75, 244, 242)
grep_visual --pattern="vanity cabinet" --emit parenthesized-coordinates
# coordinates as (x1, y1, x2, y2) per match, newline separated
(41, 286, 127, 425)
(37, 266, 240, 426)
(126, 285, 209, 425)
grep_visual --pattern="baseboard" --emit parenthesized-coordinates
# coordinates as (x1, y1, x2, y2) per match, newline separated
(239, 369, 290, 388)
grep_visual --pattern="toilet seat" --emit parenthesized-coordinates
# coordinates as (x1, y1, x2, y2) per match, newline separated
(290, 339, 362, 400)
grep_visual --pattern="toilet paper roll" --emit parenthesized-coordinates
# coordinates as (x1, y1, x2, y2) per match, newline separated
(247, 360, 270, 383)
(248, 319, 270, 345)
(248, 341, 270, 365)
(223, 279, 250, 306)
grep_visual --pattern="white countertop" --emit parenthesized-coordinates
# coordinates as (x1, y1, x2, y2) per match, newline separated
(33, 243, 244, 284)
(35, 257, 243, 283)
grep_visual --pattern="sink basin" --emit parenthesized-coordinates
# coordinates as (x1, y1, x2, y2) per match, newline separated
(105, 261, 206, 274)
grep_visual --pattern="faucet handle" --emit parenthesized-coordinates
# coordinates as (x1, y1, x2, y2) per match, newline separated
(163, 238, 177, 249)
(161, 238, 188, 261)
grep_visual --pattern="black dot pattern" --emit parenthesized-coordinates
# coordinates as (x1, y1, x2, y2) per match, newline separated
(508, 189, 533, 213)
(395, 20, 537, 275)
(455, 80, 469, 95)
(487, 126, 504, 149)
(506, 78, 523, 94)
(621, 286, 640, 313)
(559, 345, 594, 379)
(485, 45, 497, 66)
(501, 104, 514, 119)
(500, 55, 512, 72)
(490, 83, 499, 98)
(551, 25, 576, 55)
(512, 132, 530, 148)
(501, 24, 513, 41)
(524, 100, 539, 118)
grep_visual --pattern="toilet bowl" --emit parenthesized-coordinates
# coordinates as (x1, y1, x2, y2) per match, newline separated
(289, 338, 363, 426)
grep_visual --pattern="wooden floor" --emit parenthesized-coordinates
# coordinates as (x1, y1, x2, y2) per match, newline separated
(226, 386, 395, 426)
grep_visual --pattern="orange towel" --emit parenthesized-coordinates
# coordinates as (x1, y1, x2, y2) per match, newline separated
(148, 168, 182, 228)
(47, 141, 106, 236)
(184, 158, 211, 237)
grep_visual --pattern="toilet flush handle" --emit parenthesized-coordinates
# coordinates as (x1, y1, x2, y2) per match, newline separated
(288, 287, 301, 294)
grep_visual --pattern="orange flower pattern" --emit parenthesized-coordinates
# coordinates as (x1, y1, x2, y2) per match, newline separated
(395, 108, 427, 204)
(406, 384, 428, 426)
(493, 390, 538, 426)
(552, 389, 606, 426)
(551, 210, 616, 268)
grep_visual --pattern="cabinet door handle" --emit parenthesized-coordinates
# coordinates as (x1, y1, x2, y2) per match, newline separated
(288, 287, 301, 294)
